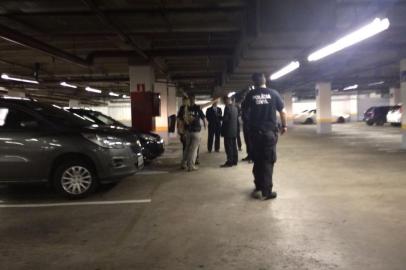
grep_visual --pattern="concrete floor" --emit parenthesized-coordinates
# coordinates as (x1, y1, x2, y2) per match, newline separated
(1, 123, 406, 270)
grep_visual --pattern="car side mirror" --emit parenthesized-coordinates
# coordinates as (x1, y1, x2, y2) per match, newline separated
(20, 120, 39, 128)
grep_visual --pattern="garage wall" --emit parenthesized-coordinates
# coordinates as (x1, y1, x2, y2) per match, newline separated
(292, 91, 389, 121)
(89, 102, 132, 126)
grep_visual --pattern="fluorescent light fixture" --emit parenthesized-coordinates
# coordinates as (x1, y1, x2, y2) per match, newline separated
(85, 86, 102, 94)
(1, 73, 39, 84)
(343, 84, 359, 91)
(308, 18, 390, 62)
(109, 92, 119, 97)
(60, 81, 77, 89)
(227, 91, 236, 98)
(270, 61, 300, 81)
(368, 81, 384, 86)
(122, 95, 130, 98)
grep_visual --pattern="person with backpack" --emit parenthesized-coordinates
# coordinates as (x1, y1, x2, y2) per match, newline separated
(178, 95, 206, 171)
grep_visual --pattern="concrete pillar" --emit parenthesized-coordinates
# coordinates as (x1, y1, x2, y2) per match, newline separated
(69, 99, 80, 107)
(129, 65, 155, 131)
(154, 82, 169, 142)
(6, 90, 25, 98)
(167, 85, 178, 139)
(283, 92, 293, 126)
(129, 65, 155, 93)
(389, 87, 401, 106)
(316, 82, 332, 134)
(400, 59, 406, 149)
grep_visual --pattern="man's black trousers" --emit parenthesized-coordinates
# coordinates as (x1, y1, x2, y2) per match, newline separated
(251, 130, 278, 197)
(237, 124, 242, 150)
(224, 137, 238, 165)
(208, 125, 221, 152)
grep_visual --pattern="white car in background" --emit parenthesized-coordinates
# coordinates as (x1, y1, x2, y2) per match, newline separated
(387, 105, 402, 126)
(294, 109, 350, 124)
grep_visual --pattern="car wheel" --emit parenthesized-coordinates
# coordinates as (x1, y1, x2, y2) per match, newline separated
(337, 117, 345, 124)
(376, 120, 385, 126)
(366, 120, 374, 126)
(304, 118, 314, 124)
(53, 161, 97, 199)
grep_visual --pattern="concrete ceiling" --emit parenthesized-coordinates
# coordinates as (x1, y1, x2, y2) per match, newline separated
(0, 0, 405, 103)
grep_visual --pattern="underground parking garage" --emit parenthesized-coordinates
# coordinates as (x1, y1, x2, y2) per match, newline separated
(0, 0, 406, 269)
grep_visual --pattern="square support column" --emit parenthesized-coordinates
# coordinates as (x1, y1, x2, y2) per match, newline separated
(283, 91, 293, 126)
(400, 60, 406, 149)
(390, 87, 401, 106)
(316, 82, 332, 134)
(69, 99, 80, 107)
(129, 65, 155, 132)
(167, 85, 178, 139)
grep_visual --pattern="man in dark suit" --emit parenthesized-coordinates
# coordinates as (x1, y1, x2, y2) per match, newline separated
(206, 101, 222, 153)
(220, 95, 239, 167)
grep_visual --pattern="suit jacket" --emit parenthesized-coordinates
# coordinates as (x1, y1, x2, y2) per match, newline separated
(221, 104, 238, 138)
(206, 106, 222, 128)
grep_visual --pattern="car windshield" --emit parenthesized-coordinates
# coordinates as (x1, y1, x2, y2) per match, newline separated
(29, 103, 94, 128)
(77, 111, 128, 128)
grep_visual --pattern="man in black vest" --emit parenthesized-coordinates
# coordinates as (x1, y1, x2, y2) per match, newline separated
(243, 73, 287, 200)
(220, 96, 239, 167)
(206, 101, 222, 153)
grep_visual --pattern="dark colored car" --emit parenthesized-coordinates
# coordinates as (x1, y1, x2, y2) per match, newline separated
(363, 106, 392, 126)
(68, 108, 164, 161)
(0, 97, 144, 198)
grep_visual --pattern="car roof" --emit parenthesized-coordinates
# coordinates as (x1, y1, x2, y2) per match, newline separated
(0, 97, 38, 107)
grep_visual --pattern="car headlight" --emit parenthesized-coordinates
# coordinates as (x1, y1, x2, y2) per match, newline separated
(140, 134, 156, 141)
(82, 133, 127, 149)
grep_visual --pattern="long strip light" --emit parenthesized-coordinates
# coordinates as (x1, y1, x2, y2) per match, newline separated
(122, 95, 130, 99)
(343, 84, 359, 91)
(227, 91, 236, 98)
(109, 92, 119, 97)
(368, 81, 384, 86)
(60, 81, 77, 89)
(270, 61, 300, 81)
(308, 18, 390, 62)
(1, 73, 39, 84)
(85, 86, 102, 94)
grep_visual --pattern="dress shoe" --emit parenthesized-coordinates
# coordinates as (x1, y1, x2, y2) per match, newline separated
(220, 163, 233, 168)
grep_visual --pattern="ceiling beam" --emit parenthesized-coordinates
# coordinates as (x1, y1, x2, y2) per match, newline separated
(80, 0, 149, 61)
(0, 6, 244, 17)
(0, 24, 91, 68)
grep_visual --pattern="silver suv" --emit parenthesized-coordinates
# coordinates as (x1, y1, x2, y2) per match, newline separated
(0, 97, 143, 198)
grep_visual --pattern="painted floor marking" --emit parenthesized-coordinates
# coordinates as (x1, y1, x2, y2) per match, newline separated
(137, 170, 169, 175)
(0, 199, 151, 208)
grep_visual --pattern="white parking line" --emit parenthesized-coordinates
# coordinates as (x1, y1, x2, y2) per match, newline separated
(0, 199, 151, 208)
(137, 170, 169, 175)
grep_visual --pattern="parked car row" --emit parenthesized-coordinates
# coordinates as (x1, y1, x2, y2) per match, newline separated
(294, 109, 350, 124)
(363, 105, 402, 126)
(0, 97, 164, 198)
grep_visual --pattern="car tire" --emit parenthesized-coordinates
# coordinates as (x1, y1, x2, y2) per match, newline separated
(337, 117, 345, 124)
(304, 118, 314, 124)
(53, 161, 97, 199)
(375, 120, 385, 126)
